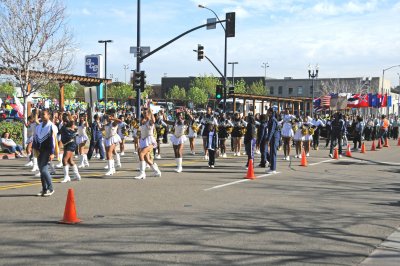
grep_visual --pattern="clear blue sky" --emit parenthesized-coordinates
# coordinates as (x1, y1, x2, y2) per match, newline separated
(67, 0, 400, 87)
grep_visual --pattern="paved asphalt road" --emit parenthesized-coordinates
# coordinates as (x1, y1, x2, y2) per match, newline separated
(0, 138, 399, 265)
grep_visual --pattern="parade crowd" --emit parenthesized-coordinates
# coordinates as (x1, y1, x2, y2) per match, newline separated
(0, 101, 398, 197)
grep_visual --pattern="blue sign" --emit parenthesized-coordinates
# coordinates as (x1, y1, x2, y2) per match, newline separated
(85, 55, 101, 78)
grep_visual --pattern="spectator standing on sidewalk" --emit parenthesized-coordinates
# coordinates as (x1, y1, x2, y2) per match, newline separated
(329, 112, 345, 158)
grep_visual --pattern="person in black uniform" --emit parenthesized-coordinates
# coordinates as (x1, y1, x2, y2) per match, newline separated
(266, 108, 280, 174)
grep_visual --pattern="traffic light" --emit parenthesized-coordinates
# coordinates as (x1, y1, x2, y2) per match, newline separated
(197, 44, 204, 61)
(140, 70, 146, 92)
(226, 12, 235, 38)
(216, 85, 223, 100)
(134, 71, 141, 90)
(228, 86, 234, 96)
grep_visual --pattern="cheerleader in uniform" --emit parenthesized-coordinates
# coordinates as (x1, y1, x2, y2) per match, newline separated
(103, 109, 122, 176)
(76, 113, 90, 168)
(166, 111, 190, 173)
(231, 112, 247, 156)
(293, 119, 304, 158)
(59, 113, 81, 183)
(187, 110, 199, 155)
(117, 115, 128, 156)
(280, 109, 295, 160)
(218, 113, 233, 158)
(134, 106, 161, 179)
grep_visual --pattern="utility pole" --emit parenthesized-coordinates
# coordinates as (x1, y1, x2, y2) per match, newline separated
(123, 64, 129, 84)
(136, 0, 141, 118)
(228, 62, 238, 86)
(261, 62, 269, 91)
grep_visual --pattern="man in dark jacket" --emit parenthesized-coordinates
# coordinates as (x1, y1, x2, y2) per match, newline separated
(87, 114, 105, 160)
(266, 108, 280, 174)
(258, 114, 269, 167)
(329, 112, 345, 157)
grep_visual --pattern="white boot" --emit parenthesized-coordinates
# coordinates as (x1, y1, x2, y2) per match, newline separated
(175, 158, 182, 173)
(151, 163, 162, 177)
(61, 165, 71, 183)
(25, 159, 33, 167)
(56, 154, 63, 168)
(31, 157, 39, 172)
(105, 160, 113, 176)
(83, 154, 89, 167)
(134, 161, 146, 180)
(115, 154, 122, 168)
(111, 159, 116, 174)
(78, 155, 85, 168)
(72, 164, 81, 181)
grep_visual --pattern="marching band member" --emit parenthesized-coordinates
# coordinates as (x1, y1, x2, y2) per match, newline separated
(244, 114, 257, 168)
(103, 109, 122, 176)
(59, 113, 81, 183)
(258, 114, 269, 168)
(231, 112, 247, 156)
(87, 114, 105, 160)
(311, 114, 325, 150)
(187, 110, 199, 155)
(206, 124, 218, 168)
(134, 105, 161, 179)
(32, 109, 59, 196)
(165, 110, 191, 173)
(280, 108, 295, 160)
(76, 113, 89, 168)
(200, 106, 218, 160)
(218, 113, 233, 158)
(266, 108, 280, 174)
(55, 111, 64, 168)
(131, 113, 139, 154)
(117, 115, 128, 156)
(154, 111, 167, 159)
(302, 120, 313, 157)
(24, 110, 39, 170)
(293, 118, 303, 158)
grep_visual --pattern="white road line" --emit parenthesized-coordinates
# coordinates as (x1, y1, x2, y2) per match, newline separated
(308, 159, 335, 166)
(204, 172, 281, 191)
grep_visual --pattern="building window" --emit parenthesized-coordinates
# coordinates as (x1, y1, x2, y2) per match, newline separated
(278, 86, 283, 95)
(270, 86, 274, 94)
(309, 86, 313, 95)
(288, 88, 293, 95)
(297, 86, 303, 95)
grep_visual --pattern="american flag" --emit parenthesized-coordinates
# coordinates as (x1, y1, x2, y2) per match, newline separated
(321, 95, 331, 107)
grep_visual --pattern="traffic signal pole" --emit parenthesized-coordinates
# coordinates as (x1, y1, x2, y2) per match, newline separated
(136, 0, 141, 119)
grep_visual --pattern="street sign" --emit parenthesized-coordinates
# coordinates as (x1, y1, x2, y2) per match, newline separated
(130, 46, 150, 57)
(207, 18, 216, 30)
(85, 54, 103, 78)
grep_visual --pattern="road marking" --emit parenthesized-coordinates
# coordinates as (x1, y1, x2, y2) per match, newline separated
(204, 172, 281, 191)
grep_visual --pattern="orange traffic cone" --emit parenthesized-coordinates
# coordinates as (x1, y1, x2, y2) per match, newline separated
(383, 138, 389, 147)
(377, 138, 382, 149)
(345, 144, 352, 157)
(245, 159, 256, 180)
(59, 188, 81, 224)
(361, 142, 366, 153)
(397, 138, 400, 146)
(371, 140, 376, 151)
(300, 150, 307, 167)
(333, 147, 339, 159)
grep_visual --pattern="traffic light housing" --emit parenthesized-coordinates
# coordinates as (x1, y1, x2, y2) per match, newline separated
(216, 85, 223, 100)
(197, 44, 204, 61)
(228, 86, 234, 96)
(140, 70, 146, 93)
(226, 12, 235, 38)
(134, 71, 141, 90)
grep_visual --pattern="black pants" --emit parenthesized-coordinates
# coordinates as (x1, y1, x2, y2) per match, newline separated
(330, 134, 343, 155)
(260, 141, 269, 166)
(393, 127, 399, 139)
(219, 139, 226, 154)
(353, 133, 362, 149)
(87, 138, 105, 160)
(208, 149, 215, 166)
(313, 130, 320, 148)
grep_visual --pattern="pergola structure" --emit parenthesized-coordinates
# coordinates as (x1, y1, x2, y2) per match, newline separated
(0, 67, 111, 110)
(230, 93, 313, 116)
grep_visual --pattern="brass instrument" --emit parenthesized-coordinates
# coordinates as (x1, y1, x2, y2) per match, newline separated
(240, 126, 246, 135)
(309, 127, 315, 135)
(292, 124, 298, 132)
(191, 122, 200, 133)
(131, 120, 139, 129)
(226, 126, 233, 134)
(301, 126, 308, 136)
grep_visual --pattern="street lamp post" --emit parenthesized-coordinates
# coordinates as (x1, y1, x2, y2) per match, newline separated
(261, 62, 269, 91)
(308, 64, 319, 117)
(199, 4, 228, 112)
(123, 64, 129, 84)
(228, 62, 238, 86)
(381, 65, 400, 115)
(98, 40, 113, 110)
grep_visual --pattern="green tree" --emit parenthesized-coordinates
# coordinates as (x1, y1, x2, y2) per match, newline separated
(75, 83, 85, 99)
(247, 80, 267, 95)
(109, 83, 135, 101)
(190, 75, 221, 98)
(40, 82, 76, 100)
(230, 78, 247, 94)
(141, 84, 153, 100)
(166, 85, 186, 100)
(187, 86, 208, 107)
(0, 82, 16, 96)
